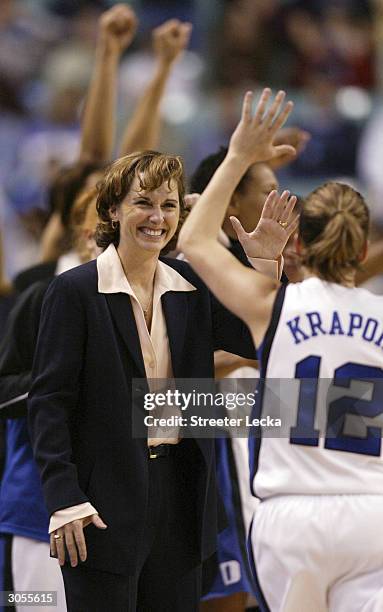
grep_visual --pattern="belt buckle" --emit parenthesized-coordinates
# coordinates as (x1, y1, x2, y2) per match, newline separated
(149, 447, 158, 459)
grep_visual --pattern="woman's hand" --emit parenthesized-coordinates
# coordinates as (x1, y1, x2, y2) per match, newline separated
(51, 513, 107, 567)
(230, 190, 298, 261)
(228, 89, 295, 167)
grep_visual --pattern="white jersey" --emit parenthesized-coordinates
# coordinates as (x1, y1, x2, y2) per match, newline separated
(251, 277, 383, 499)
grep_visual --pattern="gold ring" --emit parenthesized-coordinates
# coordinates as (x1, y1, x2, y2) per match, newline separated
(278, 220, 288, 228)
(53, 534, 62, 539)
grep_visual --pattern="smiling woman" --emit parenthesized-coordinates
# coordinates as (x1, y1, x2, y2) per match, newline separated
(28, 148, 257, 611)
(95, 150, 187, 256)
(94, 150, 188, 327)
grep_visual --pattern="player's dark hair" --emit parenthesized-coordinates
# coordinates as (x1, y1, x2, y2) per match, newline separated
(300, 182, 369, 284)
(190, 147, 251, 195)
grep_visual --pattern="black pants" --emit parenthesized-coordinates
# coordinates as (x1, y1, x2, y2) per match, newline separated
(61, 446, 202, 611)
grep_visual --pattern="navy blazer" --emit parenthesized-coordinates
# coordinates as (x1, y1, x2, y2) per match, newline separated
(28, 257, 255, 576)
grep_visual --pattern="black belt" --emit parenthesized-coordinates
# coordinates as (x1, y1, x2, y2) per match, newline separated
(148, 443, 179, 459)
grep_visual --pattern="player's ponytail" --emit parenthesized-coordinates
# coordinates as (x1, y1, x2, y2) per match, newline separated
(299, 182, 369, 284)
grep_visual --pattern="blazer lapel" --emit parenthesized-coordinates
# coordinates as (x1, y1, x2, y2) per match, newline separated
(105, 293, 146, 378)
(162, 292, 189, 378)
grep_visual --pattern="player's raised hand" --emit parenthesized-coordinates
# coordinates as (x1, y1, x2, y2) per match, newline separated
(269, 126, 311, 169)
(153, 19, 192, 66)
(99, 3, 138, 56)
(230, 190, 299, 261)
(228, 89, 295, 167)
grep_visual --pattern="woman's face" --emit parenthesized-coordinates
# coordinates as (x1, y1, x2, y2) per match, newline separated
(111, 175, 180, 254)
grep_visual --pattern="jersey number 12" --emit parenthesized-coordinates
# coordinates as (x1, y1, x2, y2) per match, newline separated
(290, 356, 383, 456)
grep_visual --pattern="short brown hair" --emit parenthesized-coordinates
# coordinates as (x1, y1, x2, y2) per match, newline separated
(300, 182, 369, 284)
(95, 151, 187, 254)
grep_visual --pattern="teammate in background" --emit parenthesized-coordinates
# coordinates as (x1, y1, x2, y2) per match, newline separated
(0, 188, 99, 612)
(188, 126, 309, 612)
(119, 18, 192, 156)
(179, 88, 383, 611)
(190, 150, 280, 612)
(11, 3, 137, 291)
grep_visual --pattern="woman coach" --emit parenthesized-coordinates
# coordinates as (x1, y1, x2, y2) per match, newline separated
(28, 109, 292, 611)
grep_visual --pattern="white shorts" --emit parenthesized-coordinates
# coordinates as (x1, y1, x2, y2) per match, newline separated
(249, 495, 383, 612)
(12, 536, 67, 612)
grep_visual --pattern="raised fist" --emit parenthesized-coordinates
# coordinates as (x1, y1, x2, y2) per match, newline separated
(153, 19, 192, 65)
(99, 4, 138, 55)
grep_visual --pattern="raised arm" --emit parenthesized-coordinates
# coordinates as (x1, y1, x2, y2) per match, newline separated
(79, 4, 138, 163)
(118, 19, 192, 155)
(179, 89, 297, 340)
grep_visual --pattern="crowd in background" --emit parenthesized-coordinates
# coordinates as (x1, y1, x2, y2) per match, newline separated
(1, 2, 383, 611)
(0, 0, 382, 283)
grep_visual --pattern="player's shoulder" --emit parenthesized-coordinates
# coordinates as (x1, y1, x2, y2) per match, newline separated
(286, 277, 383, 303)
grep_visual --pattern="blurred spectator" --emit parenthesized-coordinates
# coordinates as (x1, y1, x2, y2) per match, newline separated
(0, 186, 102, 612)
(0, 0, 62, 88)
(358, 105, 383, 225)
(209, 0, 283, 88)
(0, 75, 27, 184)
(284, 5, 374, 89)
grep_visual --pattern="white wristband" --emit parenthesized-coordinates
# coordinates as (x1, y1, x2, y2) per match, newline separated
(247, 255, 284, 280)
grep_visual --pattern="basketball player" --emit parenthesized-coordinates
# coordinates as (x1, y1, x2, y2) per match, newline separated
(179, 88, 383, 612)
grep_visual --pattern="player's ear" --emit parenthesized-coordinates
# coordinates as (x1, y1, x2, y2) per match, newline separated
(227, 192, 240, 216)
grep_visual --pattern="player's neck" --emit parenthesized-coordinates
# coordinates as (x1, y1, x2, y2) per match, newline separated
(302, 267, 356, 288)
